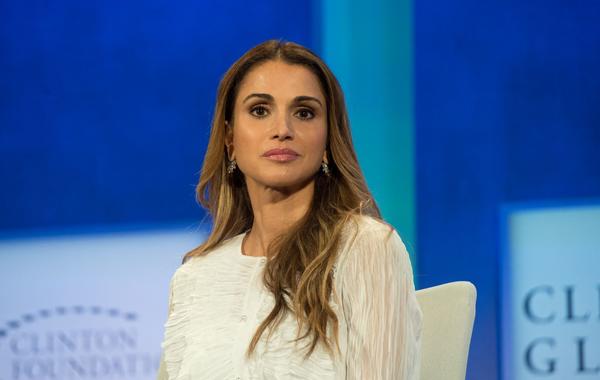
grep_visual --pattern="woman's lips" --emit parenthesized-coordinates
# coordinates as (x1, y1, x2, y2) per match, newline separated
(262, 148, 300, 162)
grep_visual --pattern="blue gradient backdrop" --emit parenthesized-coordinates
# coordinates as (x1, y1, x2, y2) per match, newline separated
(2, 1, 600, 379)
(0, 1, 315, 230)
(415, 1, 600, 378)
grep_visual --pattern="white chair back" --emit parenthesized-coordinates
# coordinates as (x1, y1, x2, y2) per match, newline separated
(416, 281, 477, 380)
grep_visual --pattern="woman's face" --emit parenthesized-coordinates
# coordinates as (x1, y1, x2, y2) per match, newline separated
(227, 60, 328, 192)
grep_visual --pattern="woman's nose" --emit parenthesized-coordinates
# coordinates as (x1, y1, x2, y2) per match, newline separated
(271, 113, 294, 140)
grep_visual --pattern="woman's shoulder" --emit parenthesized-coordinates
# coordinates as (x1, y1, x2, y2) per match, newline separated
(342, 213, 397, 242)
(336, 213, 408, 268)
(173, 232, 245, 277)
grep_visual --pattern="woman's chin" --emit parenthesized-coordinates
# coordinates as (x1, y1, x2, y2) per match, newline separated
(250, 175, 315, 193)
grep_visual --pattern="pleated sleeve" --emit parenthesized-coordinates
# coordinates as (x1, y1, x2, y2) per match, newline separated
(337, 224, 422, 380)
(156, 274, 175, 380)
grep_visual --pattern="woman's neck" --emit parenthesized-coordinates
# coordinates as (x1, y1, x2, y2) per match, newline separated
(243, 179, 314, 257)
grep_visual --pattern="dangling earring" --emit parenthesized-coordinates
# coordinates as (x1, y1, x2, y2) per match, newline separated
(321, 161, 331, 176)
(227, 159, 237, 175)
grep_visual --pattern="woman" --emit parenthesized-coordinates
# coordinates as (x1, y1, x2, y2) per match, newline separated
(157, 40, 422, 380)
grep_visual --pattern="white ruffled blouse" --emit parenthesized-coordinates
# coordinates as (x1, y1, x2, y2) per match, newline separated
(157, 215, 422, 380)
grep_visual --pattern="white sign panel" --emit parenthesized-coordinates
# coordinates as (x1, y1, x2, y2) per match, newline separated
(0, 223, 206, 380)
(501, 203, 600, 379)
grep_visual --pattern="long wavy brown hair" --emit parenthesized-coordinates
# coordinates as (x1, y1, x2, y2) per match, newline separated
(184, 40, 381, 359)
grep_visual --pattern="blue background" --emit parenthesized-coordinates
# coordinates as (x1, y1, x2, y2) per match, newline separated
(2, 1, 599, 378)
(0, 1, 316, 230)
(415, 1, 600, 377)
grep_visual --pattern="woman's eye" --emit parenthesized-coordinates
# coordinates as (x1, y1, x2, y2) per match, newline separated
(295, 108, 315, 120)
(250, 105, 269, 118)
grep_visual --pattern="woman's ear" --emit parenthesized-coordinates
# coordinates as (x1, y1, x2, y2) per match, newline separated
(322, 149, 328, 164)
(224, 120, 234, 160)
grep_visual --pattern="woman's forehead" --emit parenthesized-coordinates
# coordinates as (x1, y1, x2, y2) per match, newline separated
(236, 60, 325, 103)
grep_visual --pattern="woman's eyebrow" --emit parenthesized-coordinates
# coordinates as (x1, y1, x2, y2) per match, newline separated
(294, 96, 323, 108)
(243, 93, 274, 103)
(242, 93, 323, 108)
